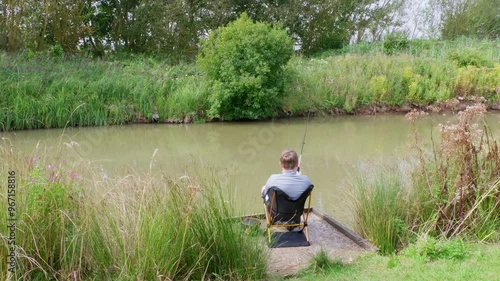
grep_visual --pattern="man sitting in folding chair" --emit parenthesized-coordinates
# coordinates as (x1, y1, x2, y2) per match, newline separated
(261, 149, 313, 245)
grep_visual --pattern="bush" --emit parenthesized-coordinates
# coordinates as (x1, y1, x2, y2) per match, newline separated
(49, 44, 64, 59)
(448, 49, 493, 67)
(383, 32, 409, 55)
(198, 13, 294, 120)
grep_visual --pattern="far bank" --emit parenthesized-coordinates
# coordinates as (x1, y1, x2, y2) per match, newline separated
(1, 38, 498, 131)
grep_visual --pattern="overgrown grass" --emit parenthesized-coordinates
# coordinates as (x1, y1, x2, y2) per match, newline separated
(0, 54, 207, 130)
(1, 38, 499, 130)
(316, 37, 499, 61)
(407, 106, 500, 241)
(283, 47, 499, 114)
(351, 104, 500, 255)
(288, 241, 500, 281)
(0, 140, 267, 280)
(351, 167, 409, 254)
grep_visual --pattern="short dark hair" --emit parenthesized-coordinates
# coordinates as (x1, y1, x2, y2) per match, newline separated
(280, 149, 298, 170)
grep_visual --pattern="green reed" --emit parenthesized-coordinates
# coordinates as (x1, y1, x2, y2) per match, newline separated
(351, 166, 409, 255)
(0, 54, 200, 130)
(0, 141, 267, 280)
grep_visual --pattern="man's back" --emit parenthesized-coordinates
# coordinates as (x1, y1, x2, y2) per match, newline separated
(264, 170, 311, 200)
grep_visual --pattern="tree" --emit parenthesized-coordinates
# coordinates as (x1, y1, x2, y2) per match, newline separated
(48, 0, 86, 52)
(228, 0, 355, 55)
(429, 0, 499, 40)
(198, 13, 294, 120)
(1, 0, 26, 51)
(350, 0, 407, 43)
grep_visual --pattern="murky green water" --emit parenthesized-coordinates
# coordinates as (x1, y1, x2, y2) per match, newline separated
(2, 113, 500, 227)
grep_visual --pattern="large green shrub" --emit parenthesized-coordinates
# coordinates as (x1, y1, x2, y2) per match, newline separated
(198, 13, 294, 120)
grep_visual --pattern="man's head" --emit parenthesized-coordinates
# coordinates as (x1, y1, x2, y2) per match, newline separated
(280, 149, 299, 170)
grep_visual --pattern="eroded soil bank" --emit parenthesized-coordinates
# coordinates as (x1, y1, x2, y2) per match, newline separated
(144, 98, 500, 124)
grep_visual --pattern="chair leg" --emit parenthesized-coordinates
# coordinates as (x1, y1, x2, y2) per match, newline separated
(304, 226, 309, 242)
(264, 203, 272, 243)
(267, 226, 272, 243)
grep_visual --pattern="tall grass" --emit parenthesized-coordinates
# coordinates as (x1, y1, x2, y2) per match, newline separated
(284, 46, 499, 114)
(0, 140, 267, 280)
(0, 54, 207, 130)
(351, 167, 409, 254)
(351, 104, 500, 254)
(316, 37, 499, 61)
(1, 38, 498, 130)
(407, 105, 500, 240)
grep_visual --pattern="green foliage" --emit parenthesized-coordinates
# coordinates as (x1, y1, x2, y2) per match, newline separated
(283, 38, 499, 116)
(404, 237, 469, 261)
(1, 38, 499, 130)
(383, 32, 409, 55)
(440, 0, 499, 40)
(0, 155, 86, 279)
(448, 49, 493, 67)
(0, 144, 267, 280)
(198, 13, 293, 120)
(0, 54, 207, 130)
(352, 166, 408, 255)
(454, 64, 499, 99)
(49, 44, 64, 59)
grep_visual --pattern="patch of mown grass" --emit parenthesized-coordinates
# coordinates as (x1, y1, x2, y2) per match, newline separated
(288, 242, 500, 281)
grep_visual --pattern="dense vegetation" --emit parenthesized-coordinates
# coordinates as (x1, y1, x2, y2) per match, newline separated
(198, 13, 294, 120)
(0, 0, 406, 57)
(352, 104, 499, 255)
(1, 0, 498, 129)
(1, 37, 498, 130)
(0, 143, 267, 280)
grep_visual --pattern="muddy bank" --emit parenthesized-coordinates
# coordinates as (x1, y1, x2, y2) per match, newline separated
(141, 97, 500, 124)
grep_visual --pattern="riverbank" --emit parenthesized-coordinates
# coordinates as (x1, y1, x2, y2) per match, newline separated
(290, 242, 500, 281)
(1, 38, 498, 130)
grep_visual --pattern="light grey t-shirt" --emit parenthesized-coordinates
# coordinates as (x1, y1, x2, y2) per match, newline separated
(262, 170, 312, 200)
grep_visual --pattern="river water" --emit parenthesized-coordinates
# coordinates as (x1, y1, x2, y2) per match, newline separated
(2, 113, 500, 227)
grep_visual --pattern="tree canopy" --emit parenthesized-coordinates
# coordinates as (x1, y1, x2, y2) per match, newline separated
(0, 0, 496, 58)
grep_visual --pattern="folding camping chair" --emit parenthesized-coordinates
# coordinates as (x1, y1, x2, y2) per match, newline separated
(263, 185, 314, 244)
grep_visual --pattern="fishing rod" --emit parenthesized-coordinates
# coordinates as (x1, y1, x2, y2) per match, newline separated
(297, 108, 312, 173)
